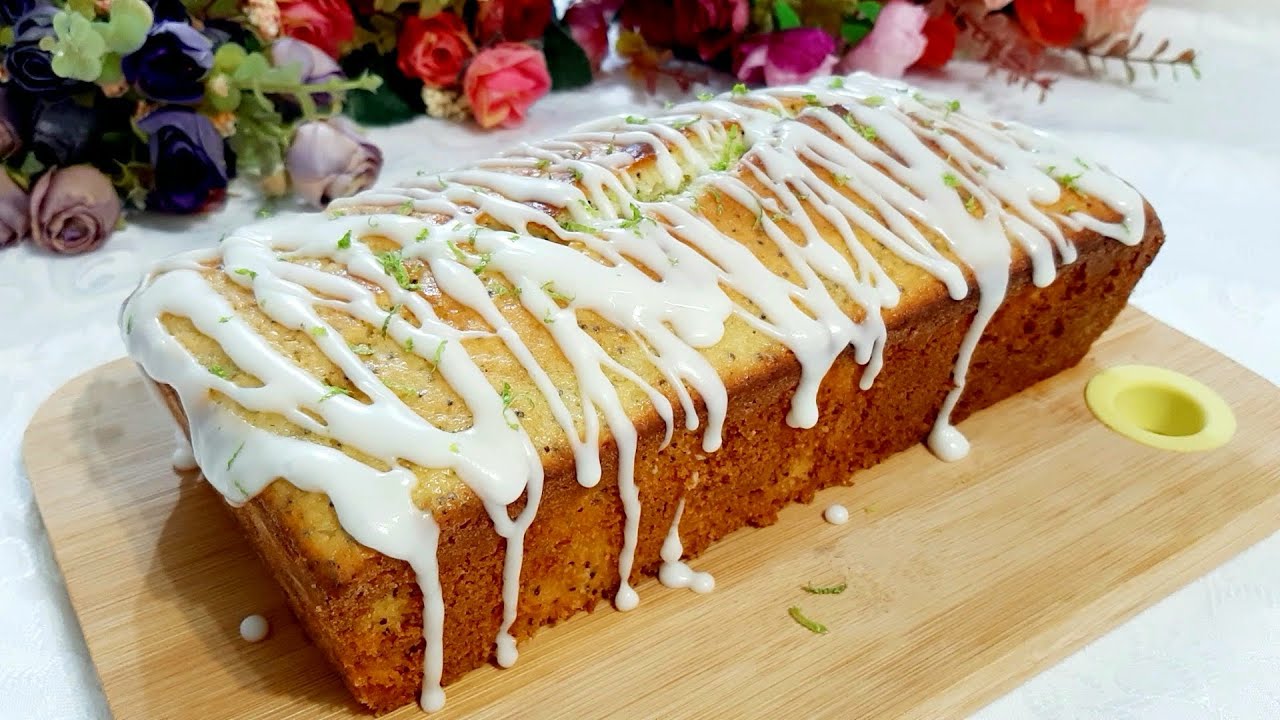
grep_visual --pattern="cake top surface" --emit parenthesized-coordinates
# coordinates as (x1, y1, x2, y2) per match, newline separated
(121, 72, 1147, 711)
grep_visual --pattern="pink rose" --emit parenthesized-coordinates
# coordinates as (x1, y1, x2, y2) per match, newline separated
(733, 28, 837, 87)
(277, 0, 355, 59)
(1075, 0, 1147, 43)
(397, 13, 476, 89)
(564, 0, 619, 70)
(463, 43, 552, 129)
(839, 0, 928, 78)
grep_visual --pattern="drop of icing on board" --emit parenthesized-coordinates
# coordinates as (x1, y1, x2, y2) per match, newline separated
(823, 504, 849, 525)
(658, 498, 716, 594)
(239, 614, 269, 642)
(121, 73, 1147, 712)
(171, 430, 197, 471)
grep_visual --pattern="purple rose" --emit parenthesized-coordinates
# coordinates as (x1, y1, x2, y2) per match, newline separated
(0, 171, 30, 249)
(5, 6, 86, 95)
(30, 98, 97, 167)
(29, 165, 122, 255)
(734, 28, 838, 87)
(270, 38, 343, 85)
(286, 118, 383, 207)
(136, 107, 229, 214)
(0, 88, 26, 160)
(122, 21, 215, 103)
(0, 0, 40, 25)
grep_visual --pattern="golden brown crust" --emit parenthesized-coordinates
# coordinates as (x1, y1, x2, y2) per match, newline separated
(152, 203, 1164, 713)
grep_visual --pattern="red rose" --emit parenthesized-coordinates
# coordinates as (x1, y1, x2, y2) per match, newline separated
(914, 11, 959, 70)
(463, 42, 551, 129)
(1013, 0, 1085, 47)
(397, 13, 477, 89)
(620, 0, 676, 48)
(278, 0, 355, 59)
(474, 0, 554, 44)
(673, 0, 748, 62)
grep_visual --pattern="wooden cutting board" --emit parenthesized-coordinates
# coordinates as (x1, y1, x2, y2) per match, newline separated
(24, 307, 1280, 720)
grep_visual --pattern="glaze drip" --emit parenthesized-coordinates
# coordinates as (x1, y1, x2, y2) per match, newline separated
(121, 73, 1145, 712)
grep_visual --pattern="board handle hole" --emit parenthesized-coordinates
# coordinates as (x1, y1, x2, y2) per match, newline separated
(1084, 365, 1235, 452)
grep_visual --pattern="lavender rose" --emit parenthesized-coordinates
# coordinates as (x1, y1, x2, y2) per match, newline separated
(0, 171, 31, 249)
(286, 118, 383, 207)
(122, 21, 215, 103)
(29, 165, 122, 255)
(269, 38, 343, 85)
(136, 107, 229, 214)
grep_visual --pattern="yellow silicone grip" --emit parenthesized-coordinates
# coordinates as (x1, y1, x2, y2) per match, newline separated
(1084, 365, 1235, 452)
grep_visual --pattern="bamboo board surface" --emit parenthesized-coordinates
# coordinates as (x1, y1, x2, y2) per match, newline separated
(24, 307, 1280, 719)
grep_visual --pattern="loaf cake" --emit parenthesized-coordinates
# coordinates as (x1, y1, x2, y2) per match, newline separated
(121, 73, 1163, 713)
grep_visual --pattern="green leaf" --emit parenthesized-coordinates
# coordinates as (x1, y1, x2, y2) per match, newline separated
(855, 1, 882, 21)
(67, 0, 96, 17)
(841, 19, 873, 45)
(96, 53, 123, 85)
(48, 11, 107, 81)
(773, 1, 801, 30)
(228, 93, 290, 177)
(542, 21, 592, 92)
(97, 0, 153, 55)
(232, 52, 272, 84)
(345, 79, 418, 125)
(214, 43, 248, 73)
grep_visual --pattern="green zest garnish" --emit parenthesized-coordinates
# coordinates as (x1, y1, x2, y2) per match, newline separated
(499, 381, 520, 429)
(472, 252, 492, 275)
(415, 227, 430, 242)
(625, 114, 647, 124)
(671, 116, 699, 130)
(487, 280, 520, 298)
(234, 267, 257, 279)
(668, 256, 679, 266)
(731, 82, 748, 96)
(861, 95, 884, 107)
(1074, 156, 1090, 169)
(404, 337, 414, 353)
(944, 99, 960, 117)
(377, 250, 419, 291)
(828, 77, 844, 89)
(541, 281, 574, 304)
(226, 442, 244, 470)
(449, 442, 460, 453)
(125, 315, 134, 334)
(446, 239, 467, 262)
(535, 158, 552, 170)
(337, 230, 352, 249)
(965, 195, 979, 213)
(207, 363, 232, 379)
(845, 114, 878, 141)
(218, 316, 231, 323)
(833, 174, 851, 186)
(542, 307, 556, 324)
(942, 172, 960, 188)
(310, 326, 327, 337)
(801, 581, 848, 595)
(618, 203, 650, 233)
(788, 606, 828, 634)
(570, 167, 584, 182)
(398, 199, 414, 215)
(1054, 171, 1083, 191)
(802, 93, 821, 106)
(560, 219, 595, 234)
(697, 90, 714, 101)
(350, 343, 374, 355)
(381, 303, 401, 337)
(319, 384, 350, 402)
(710, 124, 747, 172)
(429, 340, 447, 377)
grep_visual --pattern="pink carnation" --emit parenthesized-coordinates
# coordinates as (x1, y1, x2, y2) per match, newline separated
(734, 28, 837, 87)
(1075, 0, 1148, 43)
(839, 0, 928, 79)
(463, 43, 552, 129)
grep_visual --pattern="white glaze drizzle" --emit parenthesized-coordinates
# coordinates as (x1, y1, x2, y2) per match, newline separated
(171, 430, 197, 471)
(658, 497, 715, 594)
(239, 614, 269, 642)
(121, 73, 1145, 712)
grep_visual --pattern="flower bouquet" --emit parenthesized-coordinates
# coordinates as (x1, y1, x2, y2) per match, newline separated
(0, 0, 383, 255)
(294, 0, 594, 129)
(561, 0, 1197, 95)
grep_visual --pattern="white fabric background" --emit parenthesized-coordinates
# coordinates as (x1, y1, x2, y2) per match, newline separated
(2, 2, 1278, 717)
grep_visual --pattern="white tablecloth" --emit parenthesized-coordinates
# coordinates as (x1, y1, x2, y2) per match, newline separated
(3, 2, 1278, 717)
